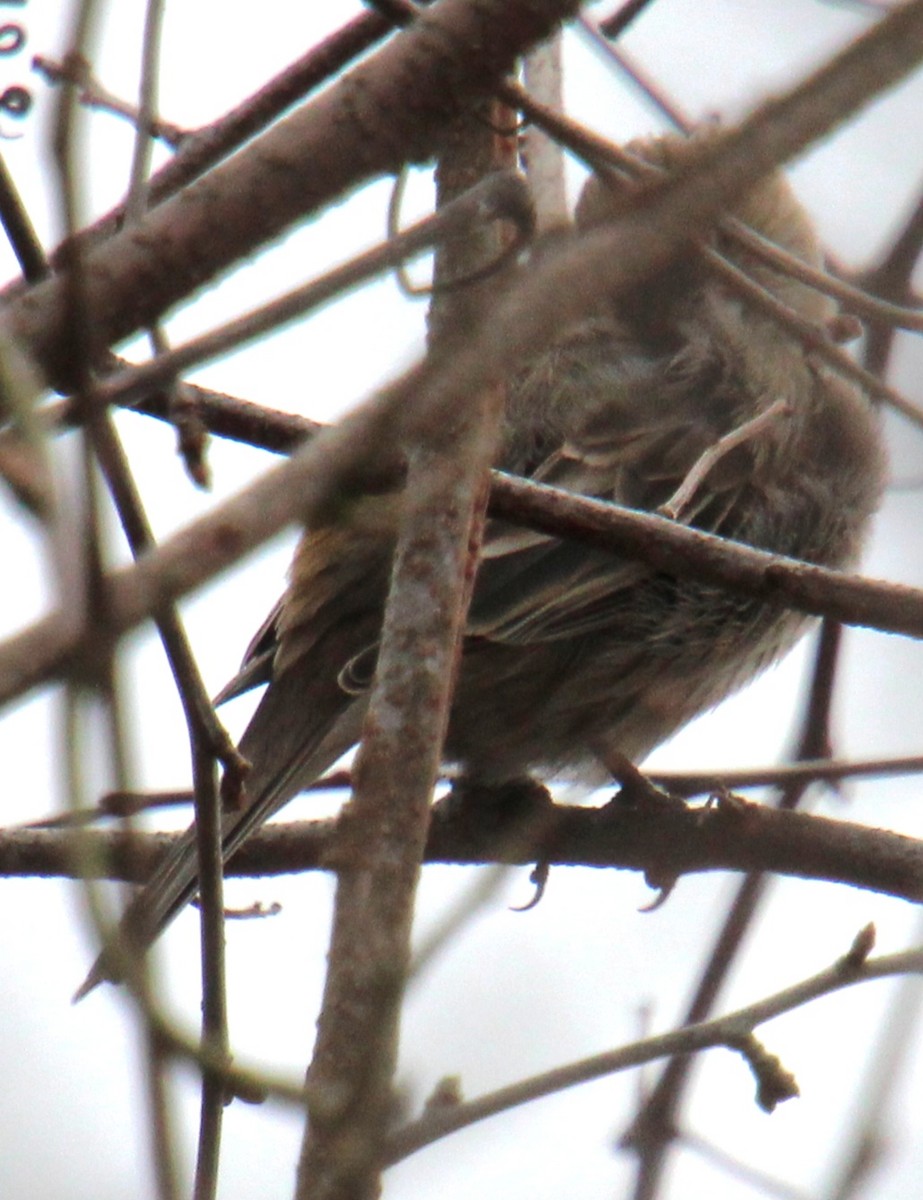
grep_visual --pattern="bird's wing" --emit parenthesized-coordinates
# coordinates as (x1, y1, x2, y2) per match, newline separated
(76, 323, 768, 995)
(76, 502, 398, 997)
(211, 599, 283, 705)
(469, 333, 757, 645)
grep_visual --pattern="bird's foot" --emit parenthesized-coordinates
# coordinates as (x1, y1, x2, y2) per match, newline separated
(599, 750, 688, 815)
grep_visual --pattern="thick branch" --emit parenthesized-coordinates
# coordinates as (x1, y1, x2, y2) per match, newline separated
(295, 96, 512, 1200)
(1, 0, 580, 383)
(2, 459, 921, 713)
(3, 11, 923, 703)
(5, 799, 923, 905)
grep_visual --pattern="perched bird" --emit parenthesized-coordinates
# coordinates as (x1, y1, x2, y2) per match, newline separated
(77, 132, 885, 995)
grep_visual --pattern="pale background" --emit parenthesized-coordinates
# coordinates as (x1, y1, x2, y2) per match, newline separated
(0, 3, 922, 1198)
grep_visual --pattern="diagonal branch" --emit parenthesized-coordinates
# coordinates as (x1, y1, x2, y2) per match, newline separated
(384, 936, 923, 1165)
(3, 455, 923, 713)
(1, 0, 581, 384)
(3, 11, 923, 701)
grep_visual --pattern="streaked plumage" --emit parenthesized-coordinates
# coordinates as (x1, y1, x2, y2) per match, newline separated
(78, 133, 885, 995)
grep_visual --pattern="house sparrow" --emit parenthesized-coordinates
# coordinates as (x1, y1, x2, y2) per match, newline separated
(77, 132, 885, 995)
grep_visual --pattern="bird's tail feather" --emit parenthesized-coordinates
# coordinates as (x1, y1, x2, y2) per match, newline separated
(74, 642, 369, 1002)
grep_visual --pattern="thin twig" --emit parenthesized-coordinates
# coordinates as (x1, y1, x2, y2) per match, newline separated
(8, 59, 923, 701)
(575, 15, 691, 130)
(3, 0, 578, 379)
(509, 58, 923, 432)
(727, 215, 923, 332)
(7, 909, 919, 1152)
(25, 10, 395, 278)
(861, 188, 923, 375)
(50, 5, 180, 1195)
(823, 912, 923, 1200)
(11, 379, 319, 456)
(598, 0, 661, 40)
(121, 1, 227, 1189)
(0, 151, 48, 283)
(34, 53, 187, 148)
(189, 738, 228, 1200)
(5, 452, 923, 719)
(383, 939, 923, 1164)
(654, 749, 923, 796)
(624, 617, 847, 1199)
(12, 0, 923, 387)
(77, 170, 531, 415)
(26, 743, 923, 825)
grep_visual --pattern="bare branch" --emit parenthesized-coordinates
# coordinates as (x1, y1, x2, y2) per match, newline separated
(3, 0, 582, 385)
(6, 798, 923, 907)
(384, 936, 923, 1164)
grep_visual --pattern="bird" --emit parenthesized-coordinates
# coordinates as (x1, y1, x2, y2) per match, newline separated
(76, 131, 886, 997)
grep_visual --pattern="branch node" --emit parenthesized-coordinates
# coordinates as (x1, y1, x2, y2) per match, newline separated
(837, 921, 877, 975)
(423, 1075, 464, 1114)
(727, 1030, 800, 1113)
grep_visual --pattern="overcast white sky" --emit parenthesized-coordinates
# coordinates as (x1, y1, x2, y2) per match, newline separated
(0, 3, 922, 1199)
